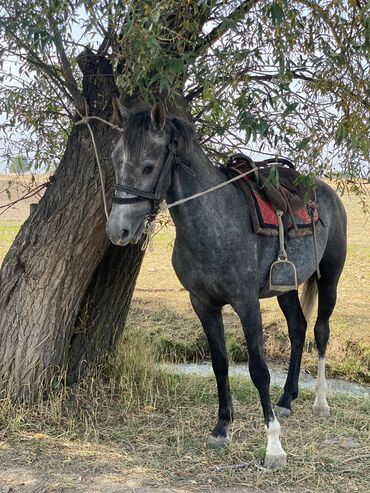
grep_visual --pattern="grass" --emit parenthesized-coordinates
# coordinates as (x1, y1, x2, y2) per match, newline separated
(0, 185, 369, 490)
(0, 332, 369, 492)
(0, 219, 21, 260)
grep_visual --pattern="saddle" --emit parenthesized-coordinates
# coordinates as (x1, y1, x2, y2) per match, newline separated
(226, 153, 318, 238)
(225, 153, 321, 291)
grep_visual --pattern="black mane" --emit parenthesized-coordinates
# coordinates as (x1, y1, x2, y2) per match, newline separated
(123, 109, 194, 156)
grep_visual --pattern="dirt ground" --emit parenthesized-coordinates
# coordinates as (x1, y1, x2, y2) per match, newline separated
(0, 466, 276, 493)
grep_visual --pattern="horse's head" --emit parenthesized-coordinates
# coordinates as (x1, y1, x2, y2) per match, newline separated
(106, 99, 177, 246)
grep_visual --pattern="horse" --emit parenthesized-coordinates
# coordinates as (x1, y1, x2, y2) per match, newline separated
(106, 99, 347, 468)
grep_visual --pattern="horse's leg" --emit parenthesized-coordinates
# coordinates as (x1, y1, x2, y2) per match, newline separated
(311, 228, 345, 416)
(235, 300, 287, 468)
(275, 291, 307, 417)
(312, 276, 338, 417)
(190, 293, 234, 448)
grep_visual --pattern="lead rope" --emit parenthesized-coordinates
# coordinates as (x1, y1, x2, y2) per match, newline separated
(166, 167, 258, 209)
(75, 103, 124, 220)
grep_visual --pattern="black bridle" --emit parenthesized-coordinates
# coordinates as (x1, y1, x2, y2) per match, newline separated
(112, 143, 195, 217)
(112, 143, 176, 216)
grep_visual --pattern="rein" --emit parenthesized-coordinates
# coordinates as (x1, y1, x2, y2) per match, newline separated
(112, 143, 259, 216)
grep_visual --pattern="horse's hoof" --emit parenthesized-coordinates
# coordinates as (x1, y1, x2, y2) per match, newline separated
(207, 434, 229, 449)
(274, 405, 291, 418)
(264, 451, 287, 469)
(313, 404, 330, 417)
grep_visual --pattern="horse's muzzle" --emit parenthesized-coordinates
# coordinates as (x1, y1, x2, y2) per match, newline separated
(106, 217, 144, 246)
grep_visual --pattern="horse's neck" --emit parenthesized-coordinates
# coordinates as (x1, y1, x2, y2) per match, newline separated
(166, 143, 229, 233)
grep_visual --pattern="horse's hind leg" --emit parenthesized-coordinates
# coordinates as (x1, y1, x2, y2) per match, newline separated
(234, 299, 287, 468)
(312, 274, 340, 417)
(275, 290, 307, 418)
(190, 293, 234, 448)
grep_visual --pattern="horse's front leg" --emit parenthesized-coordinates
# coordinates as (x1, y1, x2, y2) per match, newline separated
(190, 293, 233, 448)
(234, 298, 287, 468)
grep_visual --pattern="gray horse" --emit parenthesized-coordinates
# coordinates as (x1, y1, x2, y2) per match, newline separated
(106, 100, 347, 468)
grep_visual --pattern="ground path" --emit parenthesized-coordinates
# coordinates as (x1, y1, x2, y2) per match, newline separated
(0, 465, 299, 493)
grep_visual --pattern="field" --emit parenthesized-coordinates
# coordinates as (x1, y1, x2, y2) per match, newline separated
(0, 175, 369, 492)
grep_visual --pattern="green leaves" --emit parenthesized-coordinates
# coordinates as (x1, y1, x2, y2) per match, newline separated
(335, 121, 349, 146)
(282, 102, 299, 118)
(0, 0, 368, 191)
(238, 111, 270, 144)
(296, 137, 311, 151)
(29, 26, 52, 51)
(270, 1, 285, 26)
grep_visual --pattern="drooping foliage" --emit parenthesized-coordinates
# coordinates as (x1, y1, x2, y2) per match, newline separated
(0, 0, 369, 190)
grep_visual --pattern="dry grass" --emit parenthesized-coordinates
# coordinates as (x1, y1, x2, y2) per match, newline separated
(0, 176, 369, 491)
(0, 333, 369, 492)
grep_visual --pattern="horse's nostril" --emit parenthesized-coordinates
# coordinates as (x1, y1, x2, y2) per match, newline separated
(121, 229, 129, 240)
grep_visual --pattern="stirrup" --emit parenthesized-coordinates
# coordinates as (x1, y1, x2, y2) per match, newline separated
(269, 210, 298, 292)
(269, 256, 298, 292)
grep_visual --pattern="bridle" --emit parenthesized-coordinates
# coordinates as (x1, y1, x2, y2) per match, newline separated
(112, 142, 195, 219)
(112, 143, 177, 218)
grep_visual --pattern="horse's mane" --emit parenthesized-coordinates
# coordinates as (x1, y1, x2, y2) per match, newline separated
(123, 109, 194, 156)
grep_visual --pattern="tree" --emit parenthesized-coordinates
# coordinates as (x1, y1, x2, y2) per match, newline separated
(8, 155, 31, 174)
(0, 0, 368, 399)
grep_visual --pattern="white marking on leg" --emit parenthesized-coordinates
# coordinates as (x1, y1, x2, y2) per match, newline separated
(264, 417, 287, 468)
(313, 357, 330, 417)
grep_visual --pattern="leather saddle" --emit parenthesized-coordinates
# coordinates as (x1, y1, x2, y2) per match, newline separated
(226, 153, 315, 216)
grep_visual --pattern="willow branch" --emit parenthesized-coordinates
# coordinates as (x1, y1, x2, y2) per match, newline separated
(0, 182, 48, 217)
(0, 27, 71, 103)
(48, 19, 85, 113)
(196, 0, 261, 53)
(186, 70, 314, 100)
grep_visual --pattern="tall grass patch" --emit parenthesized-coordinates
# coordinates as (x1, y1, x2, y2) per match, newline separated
(0, 332, 369, 492)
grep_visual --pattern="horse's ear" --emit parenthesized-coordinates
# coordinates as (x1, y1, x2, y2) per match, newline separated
(111, 96, 128, 127)
(150, 101, 166, 132)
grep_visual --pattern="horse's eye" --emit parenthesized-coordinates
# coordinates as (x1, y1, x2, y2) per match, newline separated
(143, 165, 154, 175)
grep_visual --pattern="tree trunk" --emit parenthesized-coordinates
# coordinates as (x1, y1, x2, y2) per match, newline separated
(0, 54, 145, 400)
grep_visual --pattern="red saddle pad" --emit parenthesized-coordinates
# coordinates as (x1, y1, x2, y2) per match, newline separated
(248, 185, 319, 238)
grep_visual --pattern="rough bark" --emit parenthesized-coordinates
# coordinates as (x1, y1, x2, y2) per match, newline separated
(0, 54, 144, 400)
(0, 0, 214, 399)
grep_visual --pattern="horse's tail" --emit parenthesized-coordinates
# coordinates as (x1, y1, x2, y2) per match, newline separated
(300, 274, 318, 322)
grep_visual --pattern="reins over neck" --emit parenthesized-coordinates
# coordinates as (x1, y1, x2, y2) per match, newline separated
(112, 141, 260, 215)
